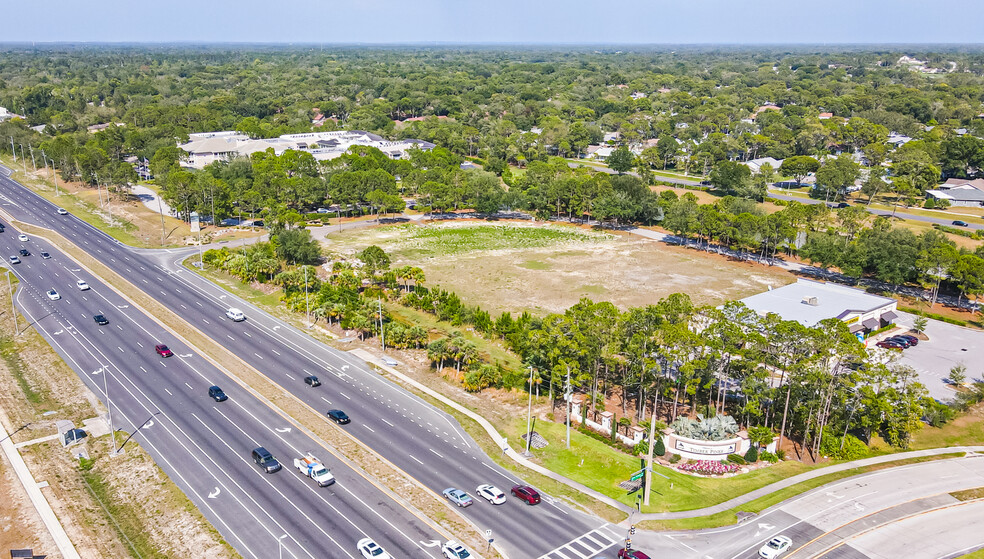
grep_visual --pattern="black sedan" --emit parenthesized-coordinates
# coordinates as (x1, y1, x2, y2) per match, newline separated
(304, 375, 321, 387)
(208, 386, 228, 402)
(18, 248, 30, 257)
(93, 314, 109, 325)
(327, 409, 350, 424)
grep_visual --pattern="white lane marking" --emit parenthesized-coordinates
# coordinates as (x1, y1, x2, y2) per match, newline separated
(185, 382, 193, 390)
(272, 349, 281, 356)
(428, 448, 443, 459)
(164, 388, 173, 395)
(363, 425, 375, 433)
(380, 418, 395, 427)
(339, 392, 350, 400)
(227, 334, 235, 341)
(409, 455, 424, 465)
(254, 353, 264, 360)
(243, 331, 251, 338)
(320, 397, 331, 404)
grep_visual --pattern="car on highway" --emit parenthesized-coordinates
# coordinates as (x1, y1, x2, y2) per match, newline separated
(441, 541, 471, 559)
(251, 447, 282, 473)
(155, 344, 174, 358)
(953, 220, 969, 227)
(876, 339, 905, 350)
(617, 549, 651, 559)
(327, 409, 350, 424)
(18, 234, 28, 242)
(511, 484, 541, 505)
(46, 289, 60, 301)
(76, 280, 90, 291)
(8, 255, 20, 264)
(57, 208, 69, 215)
(18, 249, 30, 257)
(225, 307, 245, 322)
(357, 537, 391, 559)
(304, 375, 321, 387)
(93, 314, 109, 325)
(475, 484, 507, 504)
(40, 251, 51, 259)
(208, 385, 228, 402)
(758, 535, 792, 558)
(442, 488, 473, 507)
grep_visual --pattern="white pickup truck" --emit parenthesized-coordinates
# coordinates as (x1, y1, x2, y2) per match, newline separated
(293, 453, 335, 486)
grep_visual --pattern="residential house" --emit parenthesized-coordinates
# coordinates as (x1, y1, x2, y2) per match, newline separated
(745, 157, 783, 174)
(925, 178, 984, 207)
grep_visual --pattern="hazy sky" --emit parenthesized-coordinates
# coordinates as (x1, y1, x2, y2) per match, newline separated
(5, 0, 984, 44)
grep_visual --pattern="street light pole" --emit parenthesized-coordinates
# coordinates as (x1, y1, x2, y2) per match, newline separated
(644, 393, 659, 506)
(305, 266, 311, 328)
(525, 366, 534, 455)
(101, 365, 119, 455)
(6, 270, 19, 336)
(565, 364, 571, 450)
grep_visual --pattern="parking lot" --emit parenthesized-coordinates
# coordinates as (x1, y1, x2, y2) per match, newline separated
(892, 312, 983, 401)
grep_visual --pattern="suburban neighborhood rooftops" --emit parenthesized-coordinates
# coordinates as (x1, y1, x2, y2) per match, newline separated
(739, 279, 896, 327)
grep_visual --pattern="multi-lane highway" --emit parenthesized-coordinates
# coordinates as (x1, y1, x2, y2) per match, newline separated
(1, 219, 453, 558)
(0, 172, 618, 558)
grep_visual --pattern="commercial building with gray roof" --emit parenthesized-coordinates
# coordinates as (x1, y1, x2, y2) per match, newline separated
(740, 279, 898, 335)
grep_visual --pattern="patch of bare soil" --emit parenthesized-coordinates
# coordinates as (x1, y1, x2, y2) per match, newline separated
(325, 222, 793, 316)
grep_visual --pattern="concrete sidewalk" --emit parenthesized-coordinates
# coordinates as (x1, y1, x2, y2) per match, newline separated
(0, 408, 82, 559)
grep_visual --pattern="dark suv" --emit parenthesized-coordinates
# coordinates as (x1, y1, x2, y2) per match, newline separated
(511, 485, 541, 505)
(251, 447, 282, 473)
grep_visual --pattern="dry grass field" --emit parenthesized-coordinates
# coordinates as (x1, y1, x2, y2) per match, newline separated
(323, 221, 794, 315)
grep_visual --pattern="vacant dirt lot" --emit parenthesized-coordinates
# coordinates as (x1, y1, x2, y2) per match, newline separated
(323, 221, 793, 315)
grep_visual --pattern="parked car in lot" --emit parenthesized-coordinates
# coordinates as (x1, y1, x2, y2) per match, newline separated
(475, 484, 507, 504)
(155, 344, 174, 357)
(953, 220, 969, 227)
(225, 308, 246, 321)
(304, 375, 321, 387)
(876, 339, 905, 350)
(326, 409, 350, 424)
(893, 334, 919, 346)
(442, 488, 473, 507)
(758, 535, 792, 558)
(93, 314, 109, 325)
(251, 447, 281, 473)
(208, 385, 228, 402)
(46, 289, 60, 301)
(357, 537, 391, 559)
(511, 485, 541, 505)
(441, 541, 471, 559)
(886, 336, 914, 348)
(76, 280, 90, 290)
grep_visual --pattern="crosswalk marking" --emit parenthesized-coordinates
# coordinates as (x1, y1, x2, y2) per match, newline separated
(537, 525, 621, 559)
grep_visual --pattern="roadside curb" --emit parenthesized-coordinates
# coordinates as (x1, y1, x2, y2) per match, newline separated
(351, 349, 635, 515)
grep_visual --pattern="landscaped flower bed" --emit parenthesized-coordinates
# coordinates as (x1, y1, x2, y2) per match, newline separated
(677, 460, 741, 476)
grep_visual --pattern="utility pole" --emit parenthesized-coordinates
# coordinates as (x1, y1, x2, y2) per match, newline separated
(525, 366, 534, 455)
(20, 145, 27, 173)
(28, 145, 36, 171)
(377, 297, 385, 350)
(157, 192, 166, 246)
(565, 364, 572, 450)
(9, 137, 15, 162)
(6, 270, 19, 336)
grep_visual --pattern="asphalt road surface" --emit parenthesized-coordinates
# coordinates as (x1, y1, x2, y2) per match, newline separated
(0, 173, 614, 558)
(1, 224, 445, 559)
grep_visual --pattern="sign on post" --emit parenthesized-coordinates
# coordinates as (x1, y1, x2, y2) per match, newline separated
(629, 469, 645, 482)
(190, 211, 200, 233)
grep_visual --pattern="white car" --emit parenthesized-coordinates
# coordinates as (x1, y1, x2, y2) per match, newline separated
(758, 535, 792, 559)
(357, 537, 391, 559)
(18, 234, 29, 242)
(76, 280, 90, 291)
(46, 289, 60, 301)
(8, 255, 20, 264)
(442, 541, 471, 559)
(57, 208, 69, 215)
(226, 308, 245, 322)
(476, 484, 507, 505)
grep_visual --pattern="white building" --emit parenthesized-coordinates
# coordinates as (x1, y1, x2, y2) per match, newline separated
(178, 130, 435, 169)
(745, 157, 783, 174)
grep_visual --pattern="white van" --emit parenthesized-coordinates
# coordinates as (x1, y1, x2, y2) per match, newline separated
(226, 308, 246, 322)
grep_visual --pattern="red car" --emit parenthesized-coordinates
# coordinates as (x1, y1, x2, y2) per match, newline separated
(617, 549, 651, 559)
(511, 485, 541, 505)
(155, 344, 174, 358)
